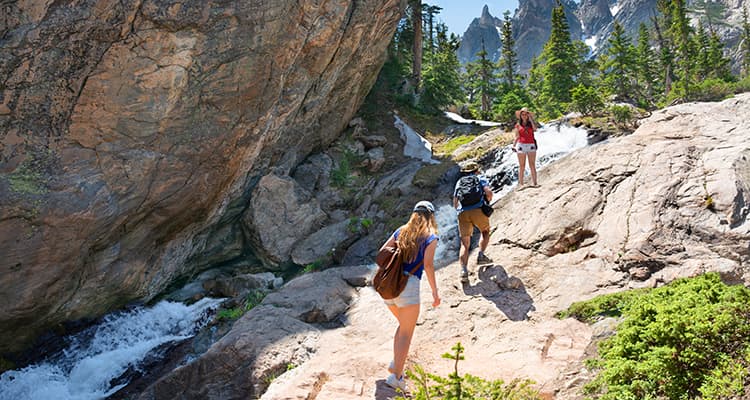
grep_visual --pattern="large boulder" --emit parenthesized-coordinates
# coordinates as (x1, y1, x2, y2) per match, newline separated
(0, 0, 405, 354)
(242, 174, 327, 265)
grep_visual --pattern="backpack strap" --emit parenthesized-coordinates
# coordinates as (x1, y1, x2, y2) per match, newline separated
(405, 261, 423, 276)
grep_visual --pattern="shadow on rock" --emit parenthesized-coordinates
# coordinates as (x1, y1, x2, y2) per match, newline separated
(462, 264, 535, 321)
(373, 379, 407, 399)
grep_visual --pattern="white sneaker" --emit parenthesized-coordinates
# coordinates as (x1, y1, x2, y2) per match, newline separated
(385, 373, 406, 391)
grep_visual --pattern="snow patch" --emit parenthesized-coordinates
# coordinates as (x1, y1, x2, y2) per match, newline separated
(393, 115, 440, 164)
(584, 35, 598, 52)
(444, 112, 504, 127)
(610, 3, 622, 16)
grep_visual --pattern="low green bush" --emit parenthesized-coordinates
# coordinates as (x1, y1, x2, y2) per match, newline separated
(577, 273, 750, 399)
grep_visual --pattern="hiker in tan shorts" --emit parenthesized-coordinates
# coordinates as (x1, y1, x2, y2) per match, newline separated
(453, 161, 494, 283)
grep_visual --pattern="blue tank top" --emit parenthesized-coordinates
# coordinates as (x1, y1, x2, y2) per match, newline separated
(393, 228, 439, 279)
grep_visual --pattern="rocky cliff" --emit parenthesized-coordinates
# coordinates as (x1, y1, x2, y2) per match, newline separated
(0, 0, 404, 355)
(139, 94, 749, 399)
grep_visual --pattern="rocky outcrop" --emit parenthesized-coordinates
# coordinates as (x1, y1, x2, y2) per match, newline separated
(153, 95, 749, 399)
(577, 0, 613, 37)
(456, 5, 504, 64)
(0, 0, 404, 354)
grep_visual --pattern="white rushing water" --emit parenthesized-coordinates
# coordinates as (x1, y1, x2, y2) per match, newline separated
(433, 123, 589, 264)
(0, 298, 222, 400)
(484, 122, 589, 198)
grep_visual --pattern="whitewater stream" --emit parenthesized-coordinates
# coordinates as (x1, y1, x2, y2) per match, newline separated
(0, 298, 221, 400)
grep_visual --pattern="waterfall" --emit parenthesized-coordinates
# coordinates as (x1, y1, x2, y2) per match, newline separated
(0, 298, 222, 400)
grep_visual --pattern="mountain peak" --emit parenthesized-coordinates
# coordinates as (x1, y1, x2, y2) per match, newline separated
(481, 4, 491, 18)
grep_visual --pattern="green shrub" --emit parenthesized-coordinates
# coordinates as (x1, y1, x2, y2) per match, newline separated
(397, 343, 544, 400)
(216, 307, 244, 321)
(571, 84, 605, 115)
(493, 91, 528, 123)
(303, 260, 322, 273)
(609, 104, 634, 129)
(580, 273, 750, 399)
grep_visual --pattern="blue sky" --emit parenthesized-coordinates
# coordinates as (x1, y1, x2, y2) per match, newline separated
(429, 1, 519, 37)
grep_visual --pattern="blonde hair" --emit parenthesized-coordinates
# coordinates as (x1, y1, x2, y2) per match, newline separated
(398, 211, 438, 263)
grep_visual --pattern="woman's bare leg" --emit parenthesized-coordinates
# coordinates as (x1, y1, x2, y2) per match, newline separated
(528, 151, 537, 186)
(387, 303, 420, 378)
(516, 152, 527, 186)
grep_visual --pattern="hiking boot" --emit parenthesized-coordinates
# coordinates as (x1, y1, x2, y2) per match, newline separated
(385, 373, 407, 391)
(460, 266, 469, 283)
(477, 253, 494, 264)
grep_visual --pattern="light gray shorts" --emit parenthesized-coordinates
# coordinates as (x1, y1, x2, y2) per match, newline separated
(516, 143, 537, 153)
(383, 274, 420, 307)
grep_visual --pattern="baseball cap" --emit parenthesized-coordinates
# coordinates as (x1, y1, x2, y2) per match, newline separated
(413, 200, 435, 214)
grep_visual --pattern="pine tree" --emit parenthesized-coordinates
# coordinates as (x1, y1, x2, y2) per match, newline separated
(535, 0, 579, 117)
(694, 22, 712, 80)
(741, 6, 750, 77)
(669, 0, 695, 98)
(707, 29, 732, 81)
(634, 23, 661, 106)
(465, 44, 498, 119)
(498, 11, 518, 90)
(420, 24, 464, 113)
(423, 4, 443, 54)
(652, 0, 675, 96)
(601, 21, 636, 101)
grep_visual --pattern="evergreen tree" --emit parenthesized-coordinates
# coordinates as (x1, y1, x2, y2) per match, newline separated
(465, 44, 498, 119)
(741, 6, 750, 77)
(707, 29, 732, 81)
(669, 0, 695, 98)
(420, 25, 464, 113)
(652, 0, 675, 96)
(694, 22, 713, 80)
(423, 4, 443, 54)
(634, 23, 661, 107)
(527, 55, 544, 101)
(601, 21, 636, 101)
(498, 11, 518, 90)
(534, 0, 580, 118)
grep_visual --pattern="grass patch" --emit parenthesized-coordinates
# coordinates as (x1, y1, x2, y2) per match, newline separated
(433, 135, 477, 156)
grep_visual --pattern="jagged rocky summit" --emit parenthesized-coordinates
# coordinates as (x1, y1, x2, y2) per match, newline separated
(0, 0, 404, 355)
(131, 94, 750, 399)
(456, 5, 504, 64)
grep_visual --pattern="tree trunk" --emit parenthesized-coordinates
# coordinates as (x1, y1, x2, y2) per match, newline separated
(412, 0, 423, 92)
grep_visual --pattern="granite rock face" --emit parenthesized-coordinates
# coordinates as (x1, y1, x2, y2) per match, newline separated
(0, 0, 404, 354)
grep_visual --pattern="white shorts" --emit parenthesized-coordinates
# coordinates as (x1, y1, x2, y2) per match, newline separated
(382, 274, 420, 307)
(516, 143, 537, 153)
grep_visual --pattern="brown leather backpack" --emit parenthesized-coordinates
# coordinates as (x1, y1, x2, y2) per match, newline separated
(373, 244, 422, 300)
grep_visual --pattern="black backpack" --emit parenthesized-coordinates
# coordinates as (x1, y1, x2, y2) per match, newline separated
(456, 175, 483, 207)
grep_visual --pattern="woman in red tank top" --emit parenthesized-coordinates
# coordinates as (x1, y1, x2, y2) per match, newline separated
(513, 107, 538, 187)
